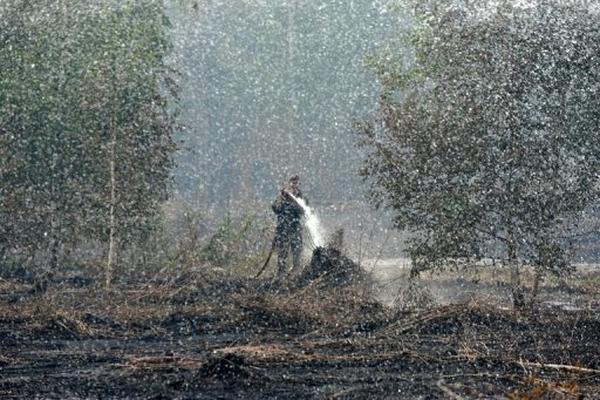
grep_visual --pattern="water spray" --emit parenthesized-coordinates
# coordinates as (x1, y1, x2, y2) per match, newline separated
(287, 192, 325, 248)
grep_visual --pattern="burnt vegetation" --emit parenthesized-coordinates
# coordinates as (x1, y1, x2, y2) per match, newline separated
(1, 268, 599, 399)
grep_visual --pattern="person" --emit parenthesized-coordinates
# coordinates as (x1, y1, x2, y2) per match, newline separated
(271, 175, 305, 282)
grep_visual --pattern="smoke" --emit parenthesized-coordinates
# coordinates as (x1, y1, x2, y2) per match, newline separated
(288, 193, 325, 248)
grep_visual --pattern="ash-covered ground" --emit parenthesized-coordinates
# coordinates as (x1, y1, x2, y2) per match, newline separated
(1, 261, 598, 399)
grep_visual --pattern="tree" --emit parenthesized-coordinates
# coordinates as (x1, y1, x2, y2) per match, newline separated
(0, 0, 178, 288)
(76, 2, 178, 289)
(358, 0, 600, 307)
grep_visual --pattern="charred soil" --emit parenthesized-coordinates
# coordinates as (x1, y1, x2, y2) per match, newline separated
(0, 276, 599, 399)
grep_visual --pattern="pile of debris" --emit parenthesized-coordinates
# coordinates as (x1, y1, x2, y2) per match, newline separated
(295, 229, 365, 289)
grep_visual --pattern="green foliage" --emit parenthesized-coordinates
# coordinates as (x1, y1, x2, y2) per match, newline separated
(0, 0, 178, 266)
(359, 0, 600, 282)
(200, 214, 257, 268)
(364, 11, 434, 93)
(153, 202, 273, 275)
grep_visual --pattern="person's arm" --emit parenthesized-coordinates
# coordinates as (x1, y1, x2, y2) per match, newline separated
(271, 191, 286, 214)
(290, 192, 305, 215)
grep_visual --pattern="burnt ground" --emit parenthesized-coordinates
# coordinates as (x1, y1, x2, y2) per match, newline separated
(0, 277, 599, 399)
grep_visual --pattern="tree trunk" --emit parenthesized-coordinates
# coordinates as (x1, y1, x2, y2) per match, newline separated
(105, 79, 118, 291)
(507, 230, 524, 309)
(42, 199, 59, 293)
(529, 268, 541, 307)
(49, 234, 59, 271)
(106, 138, 116, 290)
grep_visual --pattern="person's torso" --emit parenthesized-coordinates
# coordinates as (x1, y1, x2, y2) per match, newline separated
(277, 190, 303, 231)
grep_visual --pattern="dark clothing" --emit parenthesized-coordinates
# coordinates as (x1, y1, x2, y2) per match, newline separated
(272, 189, 304, 242)
(271, 188, 305, 278)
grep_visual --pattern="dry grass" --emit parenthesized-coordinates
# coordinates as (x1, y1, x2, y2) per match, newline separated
(1, 271, 599, 399)
(123, 355, 203, 372)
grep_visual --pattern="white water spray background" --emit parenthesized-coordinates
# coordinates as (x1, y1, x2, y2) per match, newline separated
(288, 193, 325, 248)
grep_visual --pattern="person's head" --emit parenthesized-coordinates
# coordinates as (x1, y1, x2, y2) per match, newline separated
(289, 175, 300, 188)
